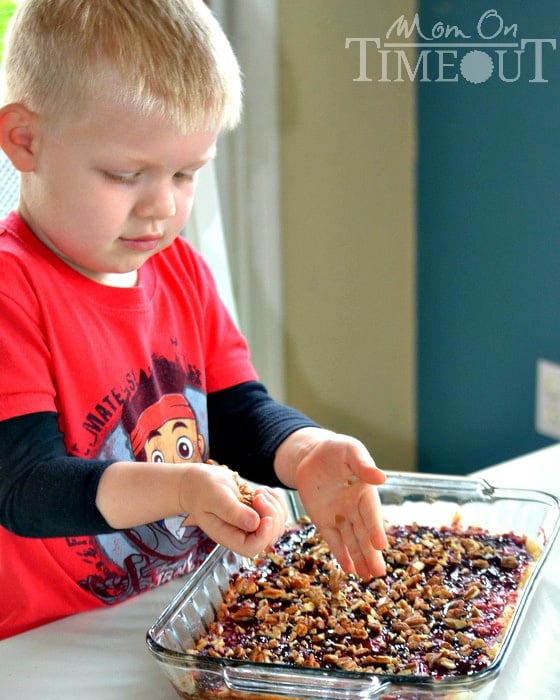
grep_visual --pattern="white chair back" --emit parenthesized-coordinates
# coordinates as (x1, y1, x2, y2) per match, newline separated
(0, 150, 18, 217)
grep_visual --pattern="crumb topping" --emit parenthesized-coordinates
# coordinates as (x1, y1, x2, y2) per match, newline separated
(191, 516, 536, 679)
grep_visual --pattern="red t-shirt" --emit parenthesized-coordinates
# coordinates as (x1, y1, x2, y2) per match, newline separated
(0, 212, 258, 638)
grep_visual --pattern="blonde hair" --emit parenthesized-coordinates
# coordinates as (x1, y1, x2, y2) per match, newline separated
(2, 0, 242, 134)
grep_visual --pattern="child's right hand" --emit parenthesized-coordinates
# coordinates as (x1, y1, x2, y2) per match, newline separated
(180, 463, 288, 557)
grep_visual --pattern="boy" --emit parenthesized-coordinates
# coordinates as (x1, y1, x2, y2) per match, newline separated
(0, 0, 387, 639)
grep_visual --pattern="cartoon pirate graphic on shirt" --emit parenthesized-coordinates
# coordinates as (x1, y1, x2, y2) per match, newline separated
(121, 355, 209, 540)
(129, 391, 204, 539)
(77, 355, 215, 602)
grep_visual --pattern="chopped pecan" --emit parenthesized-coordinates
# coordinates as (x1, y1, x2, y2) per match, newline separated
(192, 516, 538, 682)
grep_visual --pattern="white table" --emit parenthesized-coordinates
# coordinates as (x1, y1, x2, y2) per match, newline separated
(470, 445, 560, 700)
(2, 445, 560, 699)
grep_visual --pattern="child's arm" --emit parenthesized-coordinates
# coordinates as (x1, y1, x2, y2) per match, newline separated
(207, 381, 321, 484)
(0, 411, 287, 558)
(207, 382, 387, 577)
(273, 427, 388, 579)
(0, 412, 113, 536)
(95, 459, 287, 558)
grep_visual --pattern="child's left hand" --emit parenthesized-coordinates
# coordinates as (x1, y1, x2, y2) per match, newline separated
(275, 428, 388, 579)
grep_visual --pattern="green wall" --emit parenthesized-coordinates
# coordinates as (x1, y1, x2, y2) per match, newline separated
(417, 0, 560, 472)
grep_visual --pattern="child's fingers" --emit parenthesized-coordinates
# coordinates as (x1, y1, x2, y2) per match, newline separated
(251, 488, 288, 543)
(358, 487, 388, 551)
(253, 486, 289, 521)
(319, 524, 355, 576)
(352, 519, 387, 578)
(227, 515, 279, 558)
(208, 487, 261, 533)
(350, 447, 387, 486)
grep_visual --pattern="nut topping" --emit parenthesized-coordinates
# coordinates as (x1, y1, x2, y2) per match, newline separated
(191, 518, 538, 681)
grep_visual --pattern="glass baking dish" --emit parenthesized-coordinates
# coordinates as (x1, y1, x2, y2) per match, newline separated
(146, 472, 560, 700)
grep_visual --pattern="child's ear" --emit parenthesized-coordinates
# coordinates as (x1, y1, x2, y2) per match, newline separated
(197, 433, 206, 459)
(0, 103, 38, 172)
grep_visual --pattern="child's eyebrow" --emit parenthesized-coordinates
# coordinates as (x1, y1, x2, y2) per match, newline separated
(117, 147, 217, 172)
(185, 150, 217, 170)
(181, 157, 213, 171)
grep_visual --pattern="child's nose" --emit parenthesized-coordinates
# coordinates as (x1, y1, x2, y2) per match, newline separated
(135, 184, 177, 221)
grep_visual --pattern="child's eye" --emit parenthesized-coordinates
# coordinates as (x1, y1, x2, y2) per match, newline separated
(173, 170, 196, 182)
(104, 171, 141, 184)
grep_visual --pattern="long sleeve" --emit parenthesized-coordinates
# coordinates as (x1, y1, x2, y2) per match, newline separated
(0, 412, 115, 536)
(207, 380, 320, 486)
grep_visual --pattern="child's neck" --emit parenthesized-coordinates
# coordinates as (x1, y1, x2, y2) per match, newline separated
(96, 270, 139, 288)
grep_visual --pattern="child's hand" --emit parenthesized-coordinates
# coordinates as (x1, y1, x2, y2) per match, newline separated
(276, 428, 388, 579)
(181, 464, 288, 557)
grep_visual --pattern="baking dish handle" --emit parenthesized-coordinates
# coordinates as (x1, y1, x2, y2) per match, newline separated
(224, 664, 388, 698)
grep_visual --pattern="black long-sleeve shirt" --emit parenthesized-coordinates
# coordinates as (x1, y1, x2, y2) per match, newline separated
(0, 381, 319, 538)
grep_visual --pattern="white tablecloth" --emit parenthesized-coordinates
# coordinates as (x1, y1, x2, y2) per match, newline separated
(2, 444, 560, 699)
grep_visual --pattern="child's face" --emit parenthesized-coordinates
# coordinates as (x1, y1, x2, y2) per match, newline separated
(20, 98, 218, 286)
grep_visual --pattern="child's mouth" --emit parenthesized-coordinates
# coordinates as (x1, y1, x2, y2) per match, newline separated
(120, 234, 162, 252)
